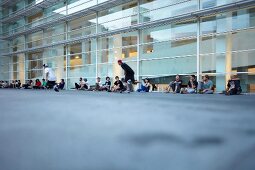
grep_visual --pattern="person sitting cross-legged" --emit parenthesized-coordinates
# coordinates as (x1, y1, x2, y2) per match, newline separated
(41, 79, 47, 89)
(111, 76, 125, 92)
(94, 77, 103, 91)
(197, 75, 214, 94)
(101, 77, 111, 91)
(180, 75, 198, 94)
(33, 79, 42, 89)
(16, 80, 21, 89)
(75, 77, 88, 90)
(166, 75, 183, 93)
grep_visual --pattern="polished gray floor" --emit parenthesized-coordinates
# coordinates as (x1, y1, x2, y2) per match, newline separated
(0, 89, 255, 170)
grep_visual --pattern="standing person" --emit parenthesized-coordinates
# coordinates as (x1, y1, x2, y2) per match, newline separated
(117, 59, 135, 92)
(197, 75, 214, 94)
(166, 75, 183, 93)
(180, 75, 198, 94)
(225, 75, 242, 95)
(43, 64, 59, 92)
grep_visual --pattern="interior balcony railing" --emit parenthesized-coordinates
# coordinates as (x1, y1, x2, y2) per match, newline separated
(1, 0, 255, 56)
(0, 0, 134, 40)
(0, 0, 64, 23)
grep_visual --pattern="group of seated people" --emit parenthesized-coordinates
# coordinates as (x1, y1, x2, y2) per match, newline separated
(0, 79, 65, 90)
(0, 80, 22, 88)
(1, 74, 242, 95)
(165, 74, 242, 95)
(74, 76, 128, 92)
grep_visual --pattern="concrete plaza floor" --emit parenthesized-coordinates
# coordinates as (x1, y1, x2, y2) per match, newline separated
(0, 89, 255, 170)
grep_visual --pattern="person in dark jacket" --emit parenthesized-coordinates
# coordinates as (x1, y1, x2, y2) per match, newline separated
(118, 60, 135, 83)
(118, 59, 135, 92)
(225, 75, 242, 95)
(58, 79, 65, 90)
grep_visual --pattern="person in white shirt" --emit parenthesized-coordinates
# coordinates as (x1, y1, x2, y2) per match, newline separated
(75, 77, 89, 90)
(84, 78, 90, 90)
(43, 64, 59, 92)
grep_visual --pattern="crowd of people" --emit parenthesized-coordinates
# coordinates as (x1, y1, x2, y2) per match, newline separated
(0, 60, 242, 95)
(0, 78, 65, 90)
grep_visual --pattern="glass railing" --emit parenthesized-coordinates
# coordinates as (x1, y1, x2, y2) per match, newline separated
(0, 0, 45, 20)
(1, 0, 105, 37)
(201, 0, 245, 9)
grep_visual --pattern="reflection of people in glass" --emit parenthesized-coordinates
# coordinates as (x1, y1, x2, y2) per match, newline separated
(117, 59, 135, 92)
(43, 64, 59, 92)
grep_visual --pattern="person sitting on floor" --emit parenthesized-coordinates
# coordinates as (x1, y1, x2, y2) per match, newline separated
(16, 80, 21, 89)
(58, 79, 65, 90)
(180, 75, 198, 94)
(83, 78, 90, 90)
(22, 80, 33, 89)
(225, 75, 242, 95)
(33, 79, 42, 89)
(197, 75, 214, 94)
(75, 77, 86, 90)
(112, 76, 124, 92)
(2, 81, 9, 88)
(137, 78, 152, 92)
(42, 79, 47, 89)
(101, 76, 111, 91)
(166, 75, 183, 93)
(121, 78, 127, 91)
(10, 80, 16, 88)
(94, 77, 103, 91)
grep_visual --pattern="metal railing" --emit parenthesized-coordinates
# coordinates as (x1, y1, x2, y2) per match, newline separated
(1, 0, 255, 56)
(0, 0, 64, 23)
(0, 0, 134, 40)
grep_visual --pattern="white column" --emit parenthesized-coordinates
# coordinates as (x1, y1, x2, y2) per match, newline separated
(95, 11, 99, 78)
(137, 0, 141, 81)
(215, 13, 232, 92)
(196, 0, 201, 81)
(65, 21, 68, 89)
(196, 19, 200, 81)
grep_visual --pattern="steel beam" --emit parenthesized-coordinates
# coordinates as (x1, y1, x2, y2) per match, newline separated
(1, 0, 134, 40)
(0, 0, 64, 23)
(1, 0, 255, 56)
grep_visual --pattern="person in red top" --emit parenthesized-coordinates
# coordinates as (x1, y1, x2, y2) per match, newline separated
(33, 79, 42, 89)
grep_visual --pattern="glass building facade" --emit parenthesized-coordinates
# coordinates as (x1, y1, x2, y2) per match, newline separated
(0, 0, 255, 92)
